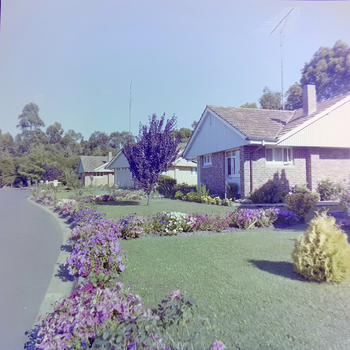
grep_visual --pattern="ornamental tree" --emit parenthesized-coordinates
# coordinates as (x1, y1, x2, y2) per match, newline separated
(123, 113, 180, 205)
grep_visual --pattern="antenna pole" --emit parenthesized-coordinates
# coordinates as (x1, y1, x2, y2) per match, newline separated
(129, 80, 132, 134)
(270, 8, 294, 110)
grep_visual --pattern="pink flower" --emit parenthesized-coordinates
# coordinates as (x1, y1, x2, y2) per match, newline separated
(169, 290, 181, 300)
(212, 340, 226, 350)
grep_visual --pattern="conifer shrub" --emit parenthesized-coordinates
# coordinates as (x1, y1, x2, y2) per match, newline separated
(292, 212, 350, 283)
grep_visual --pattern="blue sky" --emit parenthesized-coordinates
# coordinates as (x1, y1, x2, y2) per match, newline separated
(1, 0, 350, 140)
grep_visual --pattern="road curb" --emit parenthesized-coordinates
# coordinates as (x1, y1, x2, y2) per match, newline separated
(27, 198, 78, 327)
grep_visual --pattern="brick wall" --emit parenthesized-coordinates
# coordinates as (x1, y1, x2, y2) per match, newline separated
(240, 146, 308, 197)
(240, 146, 350, 197)
(199, 151, 225, 194)
(307, 147, 350, 191)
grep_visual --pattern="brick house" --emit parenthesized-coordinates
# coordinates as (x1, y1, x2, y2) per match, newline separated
(77, 152, 114, 186)
(183, 85, 350, 198)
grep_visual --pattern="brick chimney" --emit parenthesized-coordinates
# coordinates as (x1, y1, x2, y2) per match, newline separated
(303, 85, 317, 116)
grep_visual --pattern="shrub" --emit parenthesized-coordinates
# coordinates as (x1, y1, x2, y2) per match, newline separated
(174, 190, 184, 200)
(249, 180, 282, 204)
(157, 175, 177, 198)
(285, 192, 318, 221)
(317, 179, 344, 201)
(196, 184, 209, 198)
(275, 210, 299, 224)
(226, 182, 239, 199)
(292, 212, 350, 283)
(184, 192, 199, 202)
(162, 212, 196, 235)
(340, 185, 350, 218)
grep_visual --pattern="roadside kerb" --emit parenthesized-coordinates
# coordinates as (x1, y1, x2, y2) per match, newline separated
(28, 199, 79, 328)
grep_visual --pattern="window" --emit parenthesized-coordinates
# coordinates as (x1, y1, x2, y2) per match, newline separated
(266, 147, 293, 165)
(94, 172, 103, 177)
(203, 154, 212, 166)
(225, 150, 238, 175)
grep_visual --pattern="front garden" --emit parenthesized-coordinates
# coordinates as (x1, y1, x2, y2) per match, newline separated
(26, 182, 350, 349)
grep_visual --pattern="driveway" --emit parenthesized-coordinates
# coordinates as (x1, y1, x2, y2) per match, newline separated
(0, 189, 62, 349)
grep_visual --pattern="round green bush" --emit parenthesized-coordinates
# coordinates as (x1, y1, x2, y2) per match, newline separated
(174, 190, 184, 200)
(292, 212, 350, 283)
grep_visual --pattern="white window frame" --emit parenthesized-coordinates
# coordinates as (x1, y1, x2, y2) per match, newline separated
(265, 147, 293, 165)
(225, 150, 239, 176)
(203, 154, 212, 166)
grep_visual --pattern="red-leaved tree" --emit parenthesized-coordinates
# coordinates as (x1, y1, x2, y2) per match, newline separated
(122, 114, 180, 205)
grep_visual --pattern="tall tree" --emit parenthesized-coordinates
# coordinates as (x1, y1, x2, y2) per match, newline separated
(284, 84, 303, 110)
(46, 122, 64, 144)
(258, 87, 282, 110)
(0, 158, 16, 187)
(17, 103, 45, 130)
(240, 102, 258, 109)
(88, 131, 109, 153)
(0, 130, 15, 158)
(171, 127, 193, 143)
(191, 120, 198, 130)
(109, 131, 134, 150)
(300, 40, 350, 101)
(123, 114, 180, 205)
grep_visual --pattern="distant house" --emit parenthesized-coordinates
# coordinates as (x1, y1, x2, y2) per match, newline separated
(106, 144, 197, 189)
(77, 152, 114, 186)
(183, 85, 350, 197)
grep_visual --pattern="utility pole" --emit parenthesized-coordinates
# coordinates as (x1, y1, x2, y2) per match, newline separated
(270, 8, 294, 110)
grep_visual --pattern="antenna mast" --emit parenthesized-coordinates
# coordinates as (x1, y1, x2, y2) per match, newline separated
(129, 80, 132, 134)
(270, 8, 294, 110)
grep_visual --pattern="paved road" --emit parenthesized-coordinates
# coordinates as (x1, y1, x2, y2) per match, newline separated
(0, 190, 62, 349)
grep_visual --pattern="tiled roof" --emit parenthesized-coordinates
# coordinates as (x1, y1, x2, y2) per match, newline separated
(78, 156, 111, 173)
(208, 105, 293, 140)
(207, 91, 350, 140)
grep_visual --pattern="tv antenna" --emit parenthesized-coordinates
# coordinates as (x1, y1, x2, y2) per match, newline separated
(270, 8, 294, 109)
(129, 80, 132, 134)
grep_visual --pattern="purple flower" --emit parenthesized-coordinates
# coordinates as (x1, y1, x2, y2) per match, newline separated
(212, 340, 226, 350)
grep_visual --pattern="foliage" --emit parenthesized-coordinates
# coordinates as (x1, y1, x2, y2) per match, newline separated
(284, 83, 303, 110)
(123, 114, 180, 205)
(316, 178, 344, 201)
(226, 182, 239, 199)
(33, 282, 144, 349)
(174, 190, 184, 199)
(240, 102, 257, 108)
(228, 208, 279, 229)
(41, 164, 61, 182)
(157, 175, 177, 198)
(285, 192, 318, 221)
(17, 102, 45, 130)
(184, 192, 199, 202)
(275, 210, 299, 224)
(0, 157, 16, 187)
(118, 215, 148, 239)
(189, 213, 231, 232)
(300, 40, 350, 101)
(340, 183, 350, 218)
(66, 224, 126, 278)
(292, 212, 350, 283)
(196, 184, 209, 198)
(258, 87, 282, 110)
(249, 179, 283, 204)
(171, 127, 193, 143)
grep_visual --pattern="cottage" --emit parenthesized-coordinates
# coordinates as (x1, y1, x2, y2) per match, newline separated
(183, 85, 350, 197)
(77, 152, 114, 186)
(107, 144, 197, 189)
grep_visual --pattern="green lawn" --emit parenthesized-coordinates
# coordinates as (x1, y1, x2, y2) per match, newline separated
(118, 225, 350, 349)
